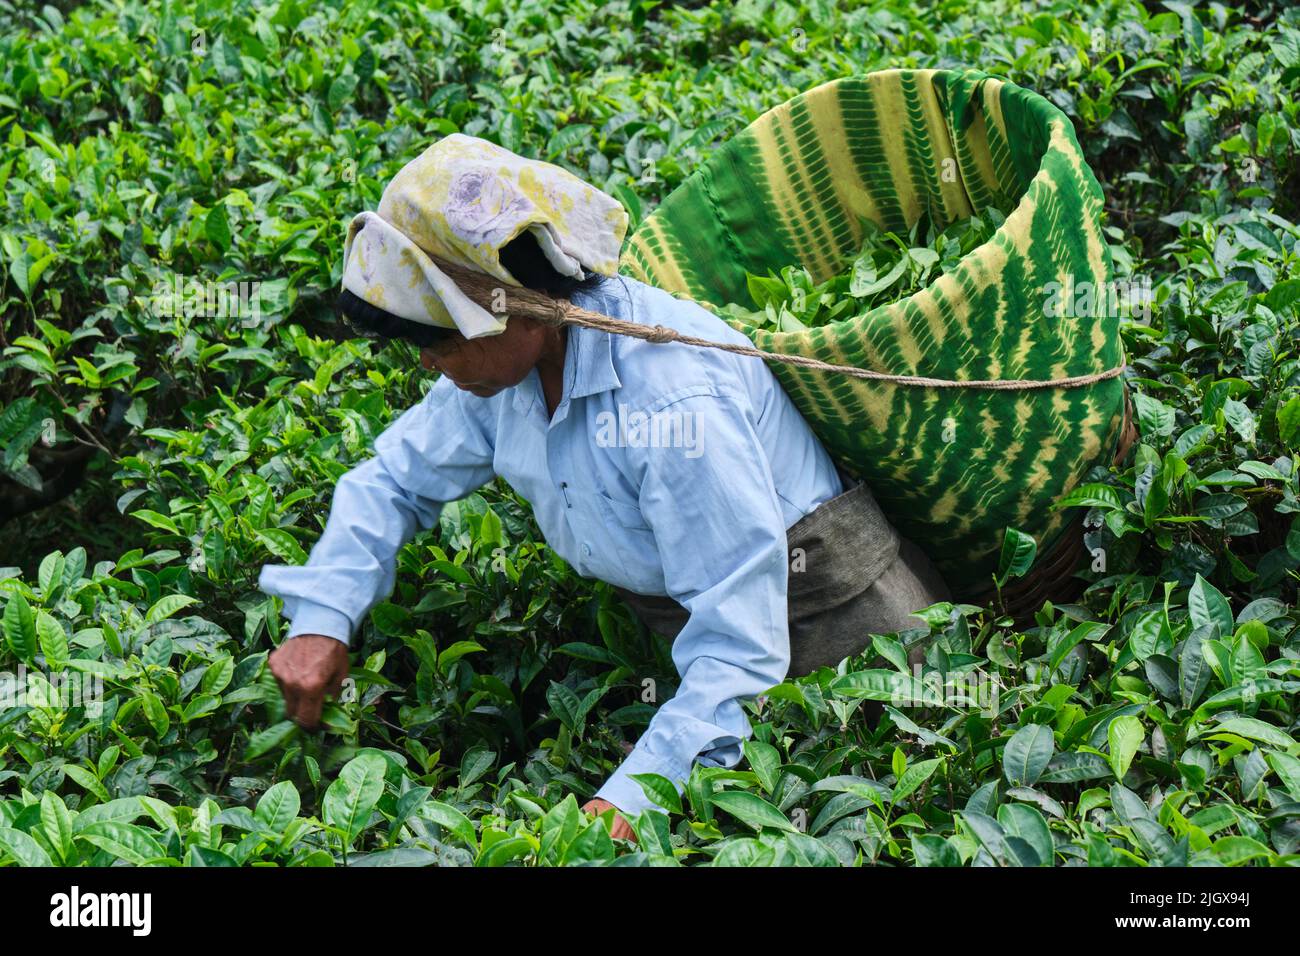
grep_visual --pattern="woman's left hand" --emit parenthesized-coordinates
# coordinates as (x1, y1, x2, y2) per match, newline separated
(581, 798, 637, 843)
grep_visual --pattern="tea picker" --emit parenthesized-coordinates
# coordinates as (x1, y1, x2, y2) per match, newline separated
(260, 69, 1131, 838)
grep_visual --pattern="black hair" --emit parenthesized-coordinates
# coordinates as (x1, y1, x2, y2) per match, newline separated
(336, 289, 459, 348)
(337, 228, 603, 347)
(498, 228, 603, 298)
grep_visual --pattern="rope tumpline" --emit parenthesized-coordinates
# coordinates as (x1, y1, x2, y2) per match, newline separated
(539, 298, 1125, 391)
(434, 254, 1127, 392)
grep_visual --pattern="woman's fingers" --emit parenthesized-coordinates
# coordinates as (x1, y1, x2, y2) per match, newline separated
(268, 634, 351, 730)
(581, 798, 638, 844)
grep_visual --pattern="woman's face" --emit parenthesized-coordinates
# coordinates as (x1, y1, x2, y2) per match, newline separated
(419, 316, 550, 397)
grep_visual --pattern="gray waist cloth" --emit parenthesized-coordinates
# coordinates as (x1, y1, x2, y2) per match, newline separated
(612, 474, 952, 676)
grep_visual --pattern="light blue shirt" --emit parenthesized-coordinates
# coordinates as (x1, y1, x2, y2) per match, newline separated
(258, 273, 843, 816)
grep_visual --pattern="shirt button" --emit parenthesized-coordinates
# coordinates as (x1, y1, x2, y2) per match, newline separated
(581, 544, 591, 557)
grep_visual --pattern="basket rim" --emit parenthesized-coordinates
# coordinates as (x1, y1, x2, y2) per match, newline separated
(732, 71, 1087, 352)
(633, 69, 1101, 375)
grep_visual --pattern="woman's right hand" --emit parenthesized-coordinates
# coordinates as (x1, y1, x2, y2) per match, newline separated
(267, 634, 351, 730)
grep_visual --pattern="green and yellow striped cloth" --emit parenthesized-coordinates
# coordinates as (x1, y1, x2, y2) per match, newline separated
(620, 69, 1127, 596)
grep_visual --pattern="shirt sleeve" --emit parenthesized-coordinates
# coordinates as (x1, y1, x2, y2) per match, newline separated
(593, 387, 791, 816)
(257, 376, 496, 646)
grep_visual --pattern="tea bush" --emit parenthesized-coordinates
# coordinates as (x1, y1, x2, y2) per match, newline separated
(1, 0, 1298, 866)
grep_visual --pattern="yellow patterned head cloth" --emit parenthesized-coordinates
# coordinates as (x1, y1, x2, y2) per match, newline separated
(341, 133, 629, 339)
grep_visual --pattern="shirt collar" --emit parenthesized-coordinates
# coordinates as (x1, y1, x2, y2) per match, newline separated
(511, 277, 625, 418)
(563, 278, 625, 400)
(565, 324, 622, 400)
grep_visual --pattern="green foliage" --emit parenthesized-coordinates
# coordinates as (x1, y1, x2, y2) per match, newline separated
(719, 209, 1004, 333)
(2, 0, 1299, 866)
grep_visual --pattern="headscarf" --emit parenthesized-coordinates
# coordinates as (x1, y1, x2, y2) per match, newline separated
(340, 133, 628, 338)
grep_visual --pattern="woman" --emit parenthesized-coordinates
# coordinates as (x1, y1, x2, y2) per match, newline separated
(259, 135, 950, 839)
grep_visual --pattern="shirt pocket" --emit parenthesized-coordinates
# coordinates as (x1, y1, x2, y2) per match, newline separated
(594, 491, 666, 595)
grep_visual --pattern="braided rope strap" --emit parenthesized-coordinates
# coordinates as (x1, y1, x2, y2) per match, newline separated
(435, 253, 1126, 391)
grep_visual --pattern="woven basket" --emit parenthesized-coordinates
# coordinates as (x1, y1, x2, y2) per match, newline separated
(621, 68, 1128, 598)
(966, 388, 1139, 621)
